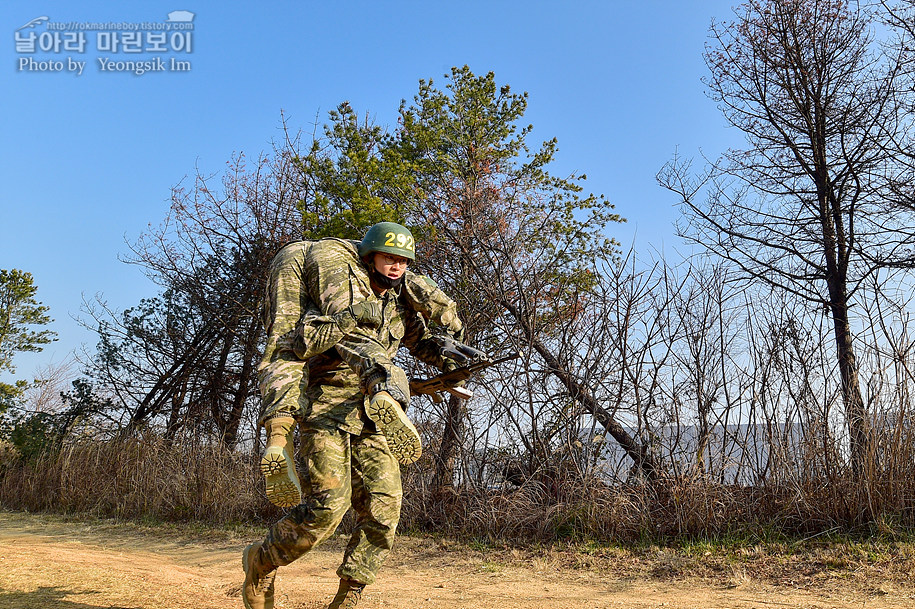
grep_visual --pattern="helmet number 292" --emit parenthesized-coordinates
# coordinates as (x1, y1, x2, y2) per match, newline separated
(384, 231, 415, 252)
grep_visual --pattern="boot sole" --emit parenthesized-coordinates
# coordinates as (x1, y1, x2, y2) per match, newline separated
(260, 447, 302, 508)
(365, 398, 422, 465)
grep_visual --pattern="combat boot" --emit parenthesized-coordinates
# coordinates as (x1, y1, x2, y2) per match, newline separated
(366, 391, 422, 465)
(261, 415, 302, 507)
(326, 578, 366, 609)
(242, 542, 277, 609)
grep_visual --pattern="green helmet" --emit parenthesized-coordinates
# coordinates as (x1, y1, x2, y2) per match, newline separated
(358, 222, 416, 261)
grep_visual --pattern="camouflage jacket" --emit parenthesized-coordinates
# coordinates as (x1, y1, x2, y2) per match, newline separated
(257, 238, 463, 433)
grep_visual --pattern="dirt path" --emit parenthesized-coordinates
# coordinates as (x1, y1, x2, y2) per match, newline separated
(0, 511, 911, 609)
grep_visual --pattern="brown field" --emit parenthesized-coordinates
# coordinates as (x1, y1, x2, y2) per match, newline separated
(0, 510, 913, 609)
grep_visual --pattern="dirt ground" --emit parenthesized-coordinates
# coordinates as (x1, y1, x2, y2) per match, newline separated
(0, 510, 912, 609)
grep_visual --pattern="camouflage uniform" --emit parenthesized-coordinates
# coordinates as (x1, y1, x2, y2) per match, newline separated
(255, 237, 462, 585)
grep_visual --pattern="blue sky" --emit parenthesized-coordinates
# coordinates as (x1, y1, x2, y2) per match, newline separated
(1, 1, 741, 383)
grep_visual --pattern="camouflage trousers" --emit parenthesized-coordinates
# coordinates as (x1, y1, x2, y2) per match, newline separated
(260, 425, 403, 585)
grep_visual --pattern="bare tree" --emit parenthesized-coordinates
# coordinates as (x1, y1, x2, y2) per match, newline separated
(294, 68, 659, 485)
(393, 68, 660, 482)
(76, 142, 306, 448)
(659, 0, 915, 472)
(22, 360, 76, 414)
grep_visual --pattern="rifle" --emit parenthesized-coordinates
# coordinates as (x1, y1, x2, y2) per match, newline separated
(410, 350, 521, 403)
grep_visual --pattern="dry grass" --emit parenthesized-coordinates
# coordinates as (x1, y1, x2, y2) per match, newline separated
(0, 435, 282, 524)
(401, 473, 915, 544)
(2, 436, 914, 549)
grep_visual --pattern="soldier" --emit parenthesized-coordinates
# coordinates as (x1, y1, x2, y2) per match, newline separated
(244, 222, 464, 609)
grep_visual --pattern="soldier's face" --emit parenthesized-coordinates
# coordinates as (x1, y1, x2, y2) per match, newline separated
(374, 253, 409, 280)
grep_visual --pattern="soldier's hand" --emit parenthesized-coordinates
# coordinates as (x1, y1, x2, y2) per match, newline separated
(432, 334, 489, 365)
(364, 364, 411, 408)
(346, 300, 383, 328)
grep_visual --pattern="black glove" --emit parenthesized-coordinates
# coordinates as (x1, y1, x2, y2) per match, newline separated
(337, 300, 383, 329)
(364, 364, 411, 407)
(431, 334, 489, 365)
